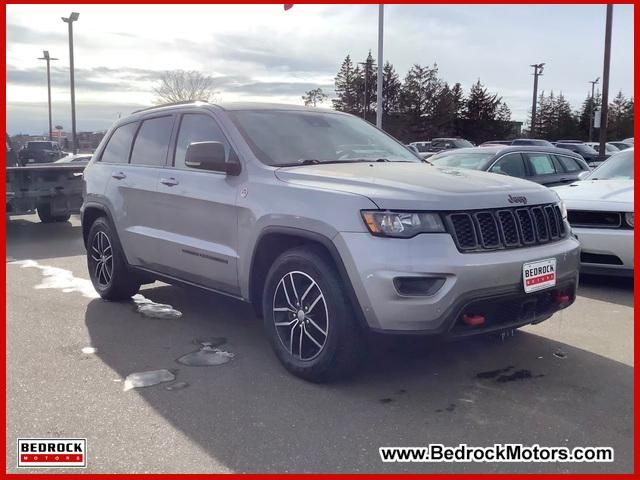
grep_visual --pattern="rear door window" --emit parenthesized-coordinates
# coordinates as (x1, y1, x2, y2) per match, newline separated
(130, 116, 174, 167)
(556, 155, 583, 172)
(100, 122, 139, 163)
(524, 153, 556, 175)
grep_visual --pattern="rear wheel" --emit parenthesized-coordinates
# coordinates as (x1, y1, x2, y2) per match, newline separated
(87, 217, 141, 300)
(37, 203, 71, 223)
(262, 246, 366, 382)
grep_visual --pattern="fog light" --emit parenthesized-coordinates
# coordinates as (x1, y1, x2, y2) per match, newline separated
(393, 277, 445, 296)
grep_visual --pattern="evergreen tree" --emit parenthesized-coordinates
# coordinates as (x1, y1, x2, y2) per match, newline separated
(432, 83, 457, 136)
(496, 102, 512, 122)
(354, 51, 377, 118)
(400, 63, 441, 119)
(381, 61, 401, 114)
(577, 91, 601, 140)
(333, 55, 360, 114)
(553, 92, 579, 140)
(607, 91, 634, 140)
(450, 82, 464, 118)
(463, 79, 501, 121)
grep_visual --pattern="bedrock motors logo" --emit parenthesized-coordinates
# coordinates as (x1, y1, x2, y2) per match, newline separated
(17, 439, 87, 468)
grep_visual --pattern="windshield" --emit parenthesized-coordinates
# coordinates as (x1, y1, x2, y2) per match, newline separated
(429, 151, 495, 170)
(452, 139, 474, 148)
(575, 144, 598, 154)
(229, 110, 419, 166)
(28, 141, 55, 151)
(588, 149, 634, 180)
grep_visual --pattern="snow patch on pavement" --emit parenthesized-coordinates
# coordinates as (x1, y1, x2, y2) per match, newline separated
(132, 294, 182, 319)
(8, 259, 99, 299)
(123, 369, 175, 391)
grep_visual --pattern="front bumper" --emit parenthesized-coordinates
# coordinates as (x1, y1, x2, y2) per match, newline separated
(334, 232, 581, 333)
(572, 227, 633, 275)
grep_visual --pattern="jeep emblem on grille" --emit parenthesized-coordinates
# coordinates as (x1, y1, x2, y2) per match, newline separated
(508, 194, 527, 205)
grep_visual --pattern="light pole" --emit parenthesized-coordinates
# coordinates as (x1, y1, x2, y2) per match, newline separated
(376, 4, 384, 129)
(62, 12, 79, 154)
(588, 77, 600, 142)
(37, 50, 58, 141)
(598, 5, 613, 161)
(529, 62, 545, 137)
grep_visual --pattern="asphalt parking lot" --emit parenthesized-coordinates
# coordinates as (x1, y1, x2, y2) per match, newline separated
(6, 215, 634, 473)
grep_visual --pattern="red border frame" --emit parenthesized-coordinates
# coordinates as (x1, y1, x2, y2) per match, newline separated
(1, 2, 637, 478)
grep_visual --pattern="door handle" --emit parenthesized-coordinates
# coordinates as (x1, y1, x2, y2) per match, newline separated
(111, 171, 126, 180)
(160, 177, 179, 187)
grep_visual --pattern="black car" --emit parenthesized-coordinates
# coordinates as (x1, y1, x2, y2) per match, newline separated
(429, 145, 591, 187)
(511, 138, 554, 147)
(18, 140, 65, 165)
(427, 137, 474, 152)
(554, 142, 600, 166)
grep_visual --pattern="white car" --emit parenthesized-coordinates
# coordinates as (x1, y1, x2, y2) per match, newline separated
(553, 148, 634, 276)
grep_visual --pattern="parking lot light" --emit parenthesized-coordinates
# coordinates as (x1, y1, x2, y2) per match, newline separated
(62, 12, 80, 154)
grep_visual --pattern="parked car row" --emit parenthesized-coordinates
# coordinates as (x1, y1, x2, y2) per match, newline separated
(429, 145, 591, 187)
(479, 138, 634, 168)
(553, 148, 634, 276)
(430, 143, 634, 276)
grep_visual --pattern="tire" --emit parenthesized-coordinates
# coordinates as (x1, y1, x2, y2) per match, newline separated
(262, 246, 366, 382)
(87, 216, 141, 300)
(37, 203, 71, 223)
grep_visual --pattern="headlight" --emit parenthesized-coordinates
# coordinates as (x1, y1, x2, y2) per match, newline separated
(361, 211, 445, 238)
(559, 201, 568, 220)
(625, 212, 634, 227)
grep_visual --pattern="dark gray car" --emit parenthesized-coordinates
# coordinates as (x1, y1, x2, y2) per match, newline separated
(430, 146, 590, 187)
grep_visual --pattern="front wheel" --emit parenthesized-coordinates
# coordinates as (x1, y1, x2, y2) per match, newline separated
(262, 246, 366, 382)
(87, 217, 141, 300)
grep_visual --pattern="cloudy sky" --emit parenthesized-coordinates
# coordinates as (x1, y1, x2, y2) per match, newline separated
(6, 3, 634, 135)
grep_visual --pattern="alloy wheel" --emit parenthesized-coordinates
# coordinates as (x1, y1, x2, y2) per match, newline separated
(90, 231, 113, 287)
(272, 271, 329, 361)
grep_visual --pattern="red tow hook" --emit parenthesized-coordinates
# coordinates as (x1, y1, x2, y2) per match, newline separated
(463, 314, 485, 326)
(553, 292, 571, 307)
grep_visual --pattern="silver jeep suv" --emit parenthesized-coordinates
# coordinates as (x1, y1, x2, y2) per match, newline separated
(81, 102, 580, 381)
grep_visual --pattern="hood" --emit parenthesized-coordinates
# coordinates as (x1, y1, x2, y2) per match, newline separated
(275, 162, 558, 210)
(553, 179, 634, 211)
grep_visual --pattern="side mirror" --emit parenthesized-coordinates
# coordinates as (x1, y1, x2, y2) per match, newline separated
(577, 171, 590, 180)
(184, 141, 240, 175)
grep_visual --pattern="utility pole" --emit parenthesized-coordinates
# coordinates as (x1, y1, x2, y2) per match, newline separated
(529, 62, 545, 137)
(376, 4, 384, 129)
(62, 12, 80, 154)
(37, 50, 58, 141)
(588, 77, 600, 142)
(598, 5, 613, 161)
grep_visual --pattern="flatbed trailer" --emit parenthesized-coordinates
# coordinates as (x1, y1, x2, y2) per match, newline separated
(6, 164, 85, 223)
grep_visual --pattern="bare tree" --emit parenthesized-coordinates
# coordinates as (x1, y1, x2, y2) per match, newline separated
(153, 70, 218, 104)
(302, 88, 328, 107)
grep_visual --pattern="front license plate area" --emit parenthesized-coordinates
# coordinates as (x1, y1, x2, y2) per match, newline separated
(523, 258, 556, 293)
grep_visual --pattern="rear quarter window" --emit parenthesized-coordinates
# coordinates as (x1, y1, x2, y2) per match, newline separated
(556, 155, 583, 172)
(101, 122, 139, 163)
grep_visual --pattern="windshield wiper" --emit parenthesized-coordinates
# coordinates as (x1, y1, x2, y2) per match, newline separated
(277, 158, 416, 167)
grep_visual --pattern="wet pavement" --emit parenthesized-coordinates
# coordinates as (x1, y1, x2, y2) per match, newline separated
(5, 215, 634, 473)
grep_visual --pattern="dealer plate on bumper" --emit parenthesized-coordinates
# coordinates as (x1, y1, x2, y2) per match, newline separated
(523, 258, 556, 293)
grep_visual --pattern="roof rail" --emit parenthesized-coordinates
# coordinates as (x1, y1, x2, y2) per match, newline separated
(132, 100, 209, 114)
